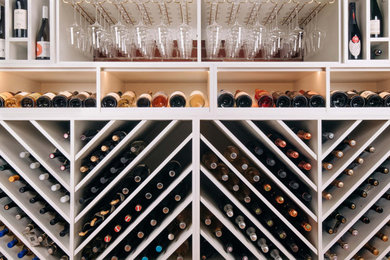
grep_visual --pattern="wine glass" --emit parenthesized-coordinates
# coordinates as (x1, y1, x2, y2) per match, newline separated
(310, 10, 326, 54)
(66, 0, 81, 48)
(269, 11, 284, 59)
(225, 0, 246, 59)
(177, 0, 192, 59)
(290, 7, 305, 59)
(248, 2, 266, 60)
(206, 0, 222, 59)
(110, 0, 127, 56)
(155, 0, 172, 59)
(88, 0, 103, 52)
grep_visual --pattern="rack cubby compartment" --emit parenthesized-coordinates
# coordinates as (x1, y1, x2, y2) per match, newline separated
(100, 69, 210, 109)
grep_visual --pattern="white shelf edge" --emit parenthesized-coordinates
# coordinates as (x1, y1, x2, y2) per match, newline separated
(128, 196, 192, 259)
(201, 165, 296, 260)
(322, 120, 363, 159)
(200, 134, 318, 255)
(200, 193, 266, 260)
(0, 120, 71, 191)
(321, 120, 390, 191)
(75, 120, 179, 221)
(157, 226, 193, 260)
(200, 227, 235, 260)
(30, 120, 70, 159)
(244, 120, 317, 191)
(74, 135, 192, 253)
(96, 170, 192, 260)
(75, 120, 148, 191)
(213, 120, 318, 221)
(275, 120, 317, 160)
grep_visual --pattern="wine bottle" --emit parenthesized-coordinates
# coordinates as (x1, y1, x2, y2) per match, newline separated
(169, 91, 186, 107)
(379, 91, 390, 107)
(246, 227, 257, 241)
(232, 156, 249, 172)
(235, 215, 246, 229)
(52, 91, 78, 107)
(235, 90, 252, 107)
(370, 204, 383, 213)
(343, 200, 356, 209)
(20, 92, 41, 107)
(0, 6, 4, 60)
(325, 251, 337, 260)
(267, 133, 287, 148)
(375, 231, 388, 241)
(36, 92, 55, 107)
(0, 92, 14, 107)
(217, 90, 234, 107)
(323, 191, 332, 200)
(136, 93, 152, 107)
(371, 0, 383, 37)
(255, 89, 274, 107)
(151, 91, 168, 107)
(36, 5, 49, 60)
(68, 91, 92, 107)
(188, 90, 206, 107)
(13, 0, 27, 37)
(349, 228, 358, 236)
(83, 93, 96, 107)
(257, 238, 269, 253)
(300, 90, 325, 107)
(270, 249, 282, 260)
(363, 243, 379, 255)
(360, 215, 370, 224)
(359, 90, 383, 107)
(349, 2, 362, 59)
(117, 91, 136, 107)
(202, 152, 218, 170)
(102, 92, 121, 107)
(346, 90, 365, 107)
(337, 239, 349, 250)
(223, 204, 234, 217)
(322, 132, 335, 142)
(285, 91, 308, 107)
(292, 128, 312, 140)
(5, 92, 30, 107)
(371, 48, 383, 59)
(80, 129, 99, 142)
(272, 91, 291, 107)
(330, 90, 348, 107)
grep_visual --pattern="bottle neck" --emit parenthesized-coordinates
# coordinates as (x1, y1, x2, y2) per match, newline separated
(350, 6, 357, 24)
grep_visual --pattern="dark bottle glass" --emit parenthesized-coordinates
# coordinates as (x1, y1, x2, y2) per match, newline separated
(235, 90, 252, 107)
(53, 91, 78, 107)
(84, 93, 97, 107)
(218, 90, 234, 107)
(136, 93, 152, 107)
(255, 89, 274, 107)
(13, 0, 27, 37)
(272, 91, 291, 107)
(69, 91, 92, 107)
(36, 5, 49, 60)
(346, 90, 365, 107)
(370, 0, 383, 37)
(301, 90, 325, 107)
(36, 92, 55, 107)
(330, 90, 348, 107)
(349, 2, 363, 59)
(286, 91, 308, 107)
(359, 90, 383, 107)
(379, 91, 390, 106)
(80, 129, 99, 142)
(169, 91, 186, 107)
(102, 92, 122, 107)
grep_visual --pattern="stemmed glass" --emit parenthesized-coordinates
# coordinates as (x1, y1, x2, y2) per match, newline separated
(155, 0, 171, 59)
(248, 1, 266, 60)
(269, 10, 284, 59)
(310, 10, 326, 54)
(66, 0, 82, 48)
(206, 0, 222, 59)
(110, 0, 127, 56)
(289, 7, 305, 59)
(225, 0, 245, 59)
(87, 0, 104, 53)
(134, 2, 153, 59)
(178, 0, 192, 59)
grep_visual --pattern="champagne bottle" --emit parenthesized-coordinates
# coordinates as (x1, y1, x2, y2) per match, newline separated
(217, 90, 234, 107)
(349, 3, 362, 59)
(36, 5, 49, 60)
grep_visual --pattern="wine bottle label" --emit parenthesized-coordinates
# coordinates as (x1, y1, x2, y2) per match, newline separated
(16, 91, 29, 97)
(138, 93, 152, 102)
(14, 9, 27, 30)
(43, 92, 56, 100)
(379, 91, 390, 98)
(28, 93, 42, 100)
(0, 39, 4, 58)
(0, 92, 13, 100)
(78, 91, 91, 98)
(360, 90, 376, 98)
(349, 35, 361, 58)
(36, 41, 50, 58)
(121, 91, 136, 99)
(370, 20, 380, 35)
(57, 91, 73, 98)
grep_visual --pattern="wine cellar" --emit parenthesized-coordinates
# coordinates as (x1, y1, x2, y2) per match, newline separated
(0, 0, 390, 259)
